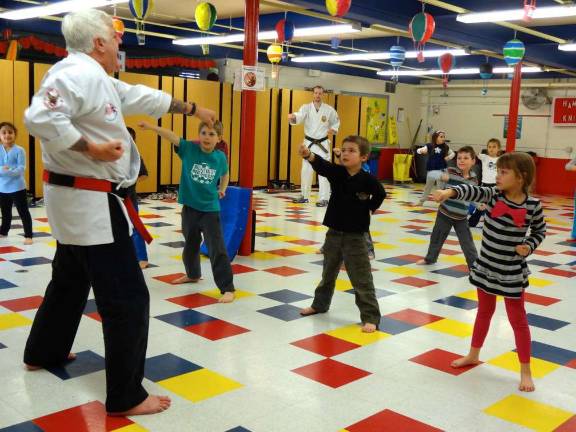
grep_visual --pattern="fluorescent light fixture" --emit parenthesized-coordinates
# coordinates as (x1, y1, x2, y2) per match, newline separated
(457, 5, 576, 23)
(559, 43, 576, 51)
(0, 0, 128, 20)
(291, 49, 468, 63)
(173, 23, 360, 46)
(377, 66, 542, 77)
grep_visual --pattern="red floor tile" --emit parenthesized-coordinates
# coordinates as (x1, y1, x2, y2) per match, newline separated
(291, 334, 361, 357)
(395, 254, 424, 263)
(444, 239, 460, 246)
(440, 248, 461, 256)
(292, 358, 371, 388)
(541, 268, 576, 278)
(35, 217, 49, 222)
(85, 311, 102, 322)
(524, 292, 561, 306)
(168, 293, 218, 308)
(258, 212, 279, 217)
(555, 416, 576, 432)
(267, 249, 303, 257)
(402, 225, 427, 230)
(566, 359, 576, 369)
(561, 251, 576, 256)
(231, 264, 257, 275)
(140, 214, 162, 219)
(184, 319, 250, 341)
(392, 277, 437, 288)
(0, 246, 24, 254)
(385, 309, 444, 326)
(153, 273, 187, 284)
(287, 239, 319, 246)
(0, 295, 44, 312)
(409, 348, 482, 376)
(533, 250, 556, 256)
(345, 409, 443, 432)
(264, 266, 307, 277)
(409, 219, 433, 224)
(33, 401, 132, 432)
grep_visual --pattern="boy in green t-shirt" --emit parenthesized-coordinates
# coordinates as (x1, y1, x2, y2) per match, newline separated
(139, 120, 235, 303)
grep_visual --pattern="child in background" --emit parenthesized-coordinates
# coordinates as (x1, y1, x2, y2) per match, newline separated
(469, 138, 501, 227)
(139, 120, 235, 303)
(0, 122, 33, 245)
(434, 152, 546, 392)
(417, 146, 478, 269)
(299, 136, 386, 333)
(127, 127, 149, 269)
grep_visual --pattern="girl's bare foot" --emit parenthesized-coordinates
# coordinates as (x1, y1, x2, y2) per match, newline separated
(299, 307, 318, 316)
(416, 259, 428, 265)
(219, 292, 235, 303)
(171, 275, 200, 284)
(451, 355, 480, 368)
(519, 364, 535, 392)
(361, 323, 377, 333)
(139, 261, 149, 269)
(25, 352, 77, 371)
(108, 395, 171, 416)
(24, 238, 33, 245)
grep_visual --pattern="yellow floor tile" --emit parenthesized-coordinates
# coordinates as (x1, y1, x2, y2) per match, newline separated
(368, 231, 384, 237)
(424, 318, 473, 338)
(384, 266, 424, 276)
(439, 256, 467, 265)
(326, 324, 390, 346)
(158, 369, 243, 403)
(256, 225, 279, 232)
(399, 238, 428, 245)
(0, 313, 33, 330)
(46, 240, 57, 248)
(269, 235, 301, 242)
(472, 233, 482, 241)
(114, 424, 149, 432)
(529, 277, 554, 288)
(170, 254, 182, 261)
(201, 289, 254, 300)
(484, 394, 573, 432)
(250, 251, 282, 260)
(373, 243, 398, 250)
(376, 217, 401, 223)
(487, 352, 560, 378)
(335, 279, 352, 292)
(286, 246, 320, 254)
(306, 226, 328, 232)
(35, 226, 51, 233)
(545, 217, 570, 227)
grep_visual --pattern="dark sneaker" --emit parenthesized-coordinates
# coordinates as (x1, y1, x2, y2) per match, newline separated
(292, 196, 309, 204)
(316, 200, 328, 207)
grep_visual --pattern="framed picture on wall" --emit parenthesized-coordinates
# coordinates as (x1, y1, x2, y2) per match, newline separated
(365, 97, 388, 146)
(503, 115, 522, 140)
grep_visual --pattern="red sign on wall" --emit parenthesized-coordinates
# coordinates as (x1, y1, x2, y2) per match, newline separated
(553, 97, 576, 126)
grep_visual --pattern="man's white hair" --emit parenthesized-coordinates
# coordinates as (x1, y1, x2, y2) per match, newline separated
(62, 9, 113, 54)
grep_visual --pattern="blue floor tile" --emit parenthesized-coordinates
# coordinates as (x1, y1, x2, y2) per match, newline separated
(0, 279, 17, 289)
(150, 206, 174, 210)
(0, 342, 6, 349)
(344, 288, 395, 298)
(527, 259, 560, 268)
(145, 353, 202, 382)
(406, 230, 432, 236)
(378, 257, 413, 266)
(527, 341, 576, 365)
(260, 289, 312, 303)
(527, 313, 570, 331)
(155, 309, 216, 328)
(431, 267, 468, 278)
(258, 304, 304, 321)
(160, 241, 186, 248)
(0, 421, 43, 432)
(255, 232, 280, 238)
(19, 232, 52, 238)
(378, 316, 419, 334)
(225, 428, 252, 432)
(83, 299, 98, 314)
(434, 296, 478, 310)
(557, 241, 576, 247)
(144, 222, 173, 228)
(46, 350, 105, 380)
(10, 257, 52, 267)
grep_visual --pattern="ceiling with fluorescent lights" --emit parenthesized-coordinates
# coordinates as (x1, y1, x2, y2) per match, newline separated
(1, 0, 576, 83)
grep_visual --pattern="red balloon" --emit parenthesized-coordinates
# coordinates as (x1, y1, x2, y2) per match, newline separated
(438, 53, 454, 74)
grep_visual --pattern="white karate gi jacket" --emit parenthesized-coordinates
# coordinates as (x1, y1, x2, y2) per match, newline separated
(290, 102, 340, 156)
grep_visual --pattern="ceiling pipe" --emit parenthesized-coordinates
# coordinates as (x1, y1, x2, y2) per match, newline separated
(419, 82, 576, 89)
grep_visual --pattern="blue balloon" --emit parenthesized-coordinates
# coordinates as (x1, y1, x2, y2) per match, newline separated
(390, 45, 406, 68)
(331, 37, 341, 49)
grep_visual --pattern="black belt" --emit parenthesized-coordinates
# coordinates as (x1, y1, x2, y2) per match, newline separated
(305, 135, 329, 154)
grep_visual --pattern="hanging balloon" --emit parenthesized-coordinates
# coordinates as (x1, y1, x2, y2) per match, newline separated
(325, 0, 352, 17)
(275, 19, 295, 44)
(195, 2, 217, 31)
(267, 44, 283, 64)
(201, 44, 210, 56)
(389, 45, 406, 81)
(409, 12, 435, 62)
(330, 37, 341, 49)
(112, 17, 125, 37)
(438, 53, 454, 88)
(129, 0, 154, 45)
(523, 0, 536, 22)
(503, 39, 525, 66)
(479, 61, 493, 95)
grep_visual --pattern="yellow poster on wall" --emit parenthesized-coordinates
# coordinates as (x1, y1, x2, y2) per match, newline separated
(365, 97, 388, 145)
(388, 115, 398, 146)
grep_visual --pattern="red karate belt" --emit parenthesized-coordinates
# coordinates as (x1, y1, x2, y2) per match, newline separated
(490, 200, 527, 228)
(42, 169, 153, 244)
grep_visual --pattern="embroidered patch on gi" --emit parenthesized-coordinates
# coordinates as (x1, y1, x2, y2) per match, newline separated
(43, 88, 63, 110)
(104, 103, 118, 122)
(356, 192, 370, 201)
(321, 115, 327, 122)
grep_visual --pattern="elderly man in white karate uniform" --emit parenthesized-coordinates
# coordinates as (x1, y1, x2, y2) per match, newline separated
(23, 9, 215, 416)
(288, 85, 340, 207)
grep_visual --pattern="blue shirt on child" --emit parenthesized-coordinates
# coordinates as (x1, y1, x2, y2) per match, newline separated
(0, 144, 27, 193)
(175, 139, 228, 212)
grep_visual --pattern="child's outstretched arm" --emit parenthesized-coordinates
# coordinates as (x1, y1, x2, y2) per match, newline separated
(434, 184, 496, 204)
(138, 121, 180, 146)
(299, 143, 337, 178)
(520, 201, 546, 256)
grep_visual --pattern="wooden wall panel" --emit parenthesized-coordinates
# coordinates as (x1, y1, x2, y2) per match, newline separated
(335, 95, 361, 149)
(159, 76, 173, 186)
(185, 80, 220, 141)
(230, 90, 241, 183)
(33, 63, 51, 197)
(253, 90, 271, 187)
(0, 60, 14, 123)
(268, 89, 280, 181)
(278, 89, 291, 181)
(221, 83, 232, 161)
(171, 77, 185, 185)
(359, 97, 369, 140)
(119, 72, 159, 193)
(12, 62, 30, 187)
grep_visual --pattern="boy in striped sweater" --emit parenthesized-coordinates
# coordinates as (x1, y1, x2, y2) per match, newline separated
(417, 146, 479, 269)
(434, 152, 546, 392)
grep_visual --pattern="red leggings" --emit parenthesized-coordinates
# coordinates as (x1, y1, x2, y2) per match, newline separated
(471, 288, 531, 363)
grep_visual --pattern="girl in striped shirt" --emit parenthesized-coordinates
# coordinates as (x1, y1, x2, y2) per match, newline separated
(433, 152, 546, 392)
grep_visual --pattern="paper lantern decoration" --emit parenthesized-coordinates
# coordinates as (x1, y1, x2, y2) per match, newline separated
(503, 39, 525, 66)
(438, 53, 454, 88)
(129, 0, 154, 45)
(524, 0, 536, 22)
(330, 37, 341, 49)
(112, 16, 125, 36)
(267, 44, 283, 64)
(195, 2, 217, 32)
(389, 45, 406, 81)
(409, 12, 435, 63)
(479, 61, 493, 96)
(275, 19, 295, 44)
(325, 0, 351, 17)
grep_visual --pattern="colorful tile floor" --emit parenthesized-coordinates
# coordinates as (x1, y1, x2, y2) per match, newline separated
(0, 183, 575, 431)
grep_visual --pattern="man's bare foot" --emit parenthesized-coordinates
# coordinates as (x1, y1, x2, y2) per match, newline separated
(24, 238, 33, 245)
(171, 275, 200, 284)
(108, 395, 171, 416)
(519, 364, 535, 392)
(139, 261, 149, 269)
(300, 307, 318, 316)
(451, 355, 480, 368)
(219, 292, 235, 303)
(361, 323, 377, 333)
(25, 352, 77, 371)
